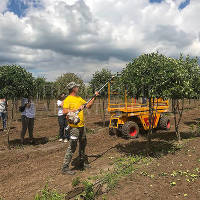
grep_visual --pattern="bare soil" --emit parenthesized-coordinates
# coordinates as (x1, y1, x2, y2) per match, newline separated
(0, 100, 199, 200)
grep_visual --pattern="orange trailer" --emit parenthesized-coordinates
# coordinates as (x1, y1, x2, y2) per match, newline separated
(108, 82, 171, 139)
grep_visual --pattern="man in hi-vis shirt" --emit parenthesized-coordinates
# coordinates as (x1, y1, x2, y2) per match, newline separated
(62, 82, 99, 175)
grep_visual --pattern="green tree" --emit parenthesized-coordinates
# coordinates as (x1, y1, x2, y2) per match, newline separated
(54, 73, 85, 98)
(89, 68, 113, 127)
(44, 81, 56, 111)
(89, 68, 113, 95)
(0, 65, 34, 99)
(167, 56, 200, 141)
(120, 52, 199, 142)
(33, 77, 46, 100)
(0, 65, 34, 148)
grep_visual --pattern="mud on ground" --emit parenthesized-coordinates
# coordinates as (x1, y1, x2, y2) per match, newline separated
(0, 100, 199, 200)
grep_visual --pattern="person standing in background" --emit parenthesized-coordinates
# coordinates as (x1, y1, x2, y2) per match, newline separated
(20, 97, 35, 144)
(0, 97, 7, 131)
(57, 93, 68, 142)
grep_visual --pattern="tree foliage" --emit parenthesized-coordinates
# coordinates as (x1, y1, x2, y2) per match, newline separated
(120, 52, 200, 141)
(120, 52, 200, 99)
(54, 73, 85, 97)
(33, 77, 47, 99)
(89, 68, 113, 96)
(0, 65, 34, 99)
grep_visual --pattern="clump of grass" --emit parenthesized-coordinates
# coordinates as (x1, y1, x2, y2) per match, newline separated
(34, 184, 65, 200)
(197, 122, 200, 134)
(82, 181, 95, 200)
(72, 177, 81, 187)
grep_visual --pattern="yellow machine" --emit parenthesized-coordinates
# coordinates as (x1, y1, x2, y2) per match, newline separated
(108, 82, 171, 139)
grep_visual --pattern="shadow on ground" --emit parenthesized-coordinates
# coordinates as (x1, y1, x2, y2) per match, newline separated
(9, 137, 49, 147)
(94, 120, 110, 127)
(151, 131, 200, 142)
(116, 140, 180, 158)
(0, 127, 16, 132)
(71, 146, 117, 169)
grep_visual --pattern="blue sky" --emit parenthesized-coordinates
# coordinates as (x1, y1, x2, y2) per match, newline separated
(150, 0, 190, 9)
(6, 0, 42, 17)
(7, 0, 191, 18)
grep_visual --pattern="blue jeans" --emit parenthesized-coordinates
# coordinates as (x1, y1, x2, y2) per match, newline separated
(0, 112, 7, 130)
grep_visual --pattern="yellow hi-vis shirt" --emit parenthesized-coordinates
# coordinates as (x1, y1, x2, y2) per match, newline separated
(63, 95, 86, 128)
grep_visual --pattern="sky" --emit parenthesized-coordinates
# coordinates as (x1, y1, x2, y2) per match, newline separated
(0, 0, 199, 82)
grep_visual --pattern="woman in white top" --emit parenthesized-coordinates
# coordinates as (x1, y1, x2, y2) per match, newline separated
(0, 98, 7, 131)
(57, 93, 68, 142)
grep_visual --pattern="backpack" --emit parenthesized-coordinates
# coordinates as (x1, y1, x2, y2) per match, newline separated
(19, 105, 26, 112)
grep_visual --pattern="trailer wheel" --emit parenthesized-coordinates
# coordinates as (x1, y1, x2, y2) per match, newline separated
(122, 121, 139, 139)
(158, 115, 170, 130)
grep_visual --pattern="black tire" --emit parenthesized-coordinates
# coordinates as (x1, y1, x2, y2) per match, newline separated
(158, 115, 170, 130)
(109, 128, 116, 136)
(122, 121, 139, 139)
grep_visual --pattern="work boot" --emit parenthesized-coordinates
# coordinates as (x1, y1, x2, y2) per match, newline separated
(79, 160, 90, 170)
(21, 138, 24, 145)
(30, 138, 35, 144)
(83, 163, 90, 169)
(62, 166, 76, 175)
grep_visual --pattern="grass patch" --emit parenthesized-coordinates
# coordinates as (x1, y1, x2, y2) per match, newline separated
(72, 177, 81, 187)
(34, 184, 65, 200)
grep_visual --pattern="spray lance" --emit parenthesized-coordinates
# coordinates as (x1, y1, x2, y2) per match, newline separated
(65, 74, 119, 134)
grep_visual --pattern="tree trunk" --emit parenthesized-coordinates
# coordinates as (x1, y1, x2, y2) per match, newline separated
(7, 101, 15, 149)
(99, 98, 101, 115)
(11, 98, 15, 120)
(147, 98, 153, 146)
(47, 98, 50, 111)
(172, 99, 184, 142)
(102, 97, 105, 127)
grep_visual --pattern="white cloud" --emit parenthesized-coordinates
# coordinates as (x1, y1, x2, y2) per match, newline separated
(0, 0, 199, 82)
(0, 0, 9, 12)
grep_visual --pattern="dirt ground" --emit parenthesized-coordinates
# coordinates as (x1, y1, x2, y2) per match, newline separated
(0, 100, 199, 200)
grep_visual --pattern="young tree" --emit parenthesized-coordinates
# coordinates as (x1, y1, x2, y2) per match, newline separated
(120, 53, 170, 144)
(0, 65, 34, 147)
(54, 73, 85, 97)
(0, 65, 34, 99)
(44, 81, 55, 111)
(166, 56, 200, 141)
(89, 68, 113, 127)
(33, 77, 46, 101)
(120, 53, 199, 143)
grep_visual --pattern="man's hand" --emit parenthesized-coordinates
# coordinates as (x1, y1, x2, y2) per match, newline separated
(79, 105, 85, 110)
(95, 91, 99, 96)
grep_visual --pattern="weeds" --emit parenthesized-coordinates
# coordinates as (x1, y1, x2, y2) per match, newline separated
(170, 181, 176, 186)
(72, 155, 152, 199)
(82, 181, 95, 200)
(94, 155, 151, 191)
(72, 177, 81, 187)
(34, 184, 65, 200)
(197, 122, 200, 134)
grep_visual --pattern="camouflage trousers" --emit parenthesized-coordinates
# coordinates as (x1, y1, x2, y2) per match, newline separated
(63, 127, 87, 168)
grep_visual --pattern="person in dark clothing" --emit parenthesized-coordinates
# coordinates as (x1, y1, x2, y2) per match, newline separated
(20, 97, 35, 144)
(57, 93, 68, 142)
